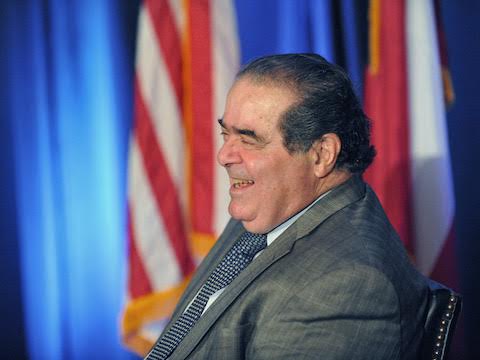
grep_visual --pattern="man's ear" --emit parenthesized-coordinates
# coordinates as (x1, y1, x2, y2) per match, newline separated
(310, 133, 342, 178)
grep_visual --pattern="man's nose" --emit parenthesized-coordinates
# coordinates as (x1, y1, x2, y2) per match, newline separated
(217, 138, 241, 167)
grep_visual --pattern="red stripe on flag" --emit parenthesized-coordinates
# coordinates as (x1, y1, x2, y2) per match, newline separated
(189, 0, 214, 234)
(134, 78, 195, 276)
(127, 205, 153, 298)
(364, 0, 414, 252)
(146, 0, 183, 104)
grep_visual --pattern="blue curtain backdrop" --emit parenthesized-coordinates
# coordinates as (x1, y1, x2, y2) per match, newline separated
(0, 0, 478, 359)
(0, 0, 139, 358)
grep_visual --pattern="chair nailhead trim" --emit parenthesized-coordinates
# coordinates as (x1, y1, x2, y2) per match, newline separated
(431, 292, 459, 360)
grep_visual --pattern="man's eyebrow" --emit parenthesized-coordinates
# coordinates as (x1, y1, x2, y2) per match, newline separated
(217, 119, 265, 143)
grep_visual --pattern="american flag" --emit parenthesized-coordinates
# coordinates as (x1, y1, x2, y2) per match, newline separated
(121, 0, 239, 355)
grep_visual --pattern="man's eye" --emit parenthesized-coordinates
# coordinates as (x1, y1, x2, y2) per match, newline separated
(240, 137, 254, 145)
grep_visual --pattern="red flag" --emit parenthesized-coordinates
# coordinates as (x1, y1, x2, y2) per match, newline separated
(121, 0, 239, 355)
(364, 0, 458, 285)
(364, 0, 413, 253)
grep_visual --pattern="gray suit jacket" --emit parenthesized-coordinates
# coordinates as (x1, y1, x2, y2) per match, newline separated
(160, 175, 428, 359)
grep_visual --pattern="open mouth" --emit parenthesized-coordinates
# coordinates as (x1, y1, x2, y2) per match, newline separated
(231, 178, 254, 189)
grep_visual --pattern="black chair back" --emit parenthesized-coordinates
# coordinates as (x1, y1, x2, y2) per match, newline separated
(420, 279, 462, 360)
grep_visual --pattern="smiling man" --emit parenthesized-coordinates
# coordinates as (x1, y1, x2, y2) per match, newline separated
(145, 54, 428, 360)
(217, 78, 350, 234)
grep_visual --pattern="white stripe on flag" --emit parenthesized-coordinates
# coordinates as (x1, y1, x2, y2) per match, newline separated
(406, 0, 455, 274)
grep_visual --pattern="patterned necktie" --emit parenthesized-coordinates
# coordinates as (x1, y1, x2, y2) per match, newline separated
(145, 231, 267, 360)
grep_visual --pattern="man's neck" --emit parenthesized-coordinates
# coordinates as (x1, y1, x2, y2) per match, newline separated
(314, 169, 352, 199)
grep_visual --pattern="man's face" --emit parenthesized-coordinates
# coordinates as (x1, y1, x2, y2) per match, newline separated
(217, 78, 320, 233)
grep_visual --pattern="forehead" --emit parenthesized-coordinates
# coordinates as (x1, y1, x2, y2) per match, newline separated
(222, 78, 298, 132)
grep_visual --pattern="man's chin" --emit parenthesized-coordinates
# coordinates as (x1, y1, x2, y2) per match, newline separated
(228, 203, 249, 221)
(228, 204, 270, 233)
(228, 208, 255, 230)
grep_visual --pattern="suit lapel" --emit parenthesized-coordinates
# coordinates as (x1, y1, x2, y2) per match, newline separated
(169, 175, 366, 359)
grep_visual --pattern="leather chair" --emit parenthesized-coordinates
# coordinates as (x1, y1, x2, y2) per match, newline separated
(420, 279, 462, 360)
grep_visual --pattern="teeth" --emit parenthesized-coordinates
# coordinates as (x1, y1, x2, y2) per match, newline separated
(233, 179, 254, 188)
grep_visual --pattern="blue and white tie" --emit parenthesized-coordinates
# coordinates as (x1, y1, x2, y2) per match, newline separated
(145, 231, 267, 360)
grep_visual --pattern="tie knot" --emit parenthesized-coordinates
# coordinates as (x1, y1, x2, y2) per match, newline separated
(237, 231, 267, 258)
